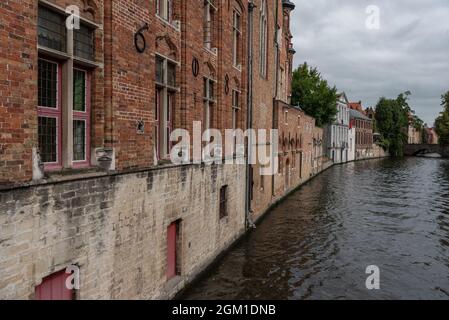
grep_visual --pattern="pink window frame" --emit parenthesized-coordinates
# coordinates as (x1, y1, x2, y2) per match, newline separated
(155, 89, 161, 160)
(72, 67, 91, 169)
(37, 58, 63, 171)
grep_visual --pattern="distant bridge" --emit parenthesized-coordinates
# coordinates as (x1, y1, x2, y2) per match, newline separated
(404, 144, 449, 158)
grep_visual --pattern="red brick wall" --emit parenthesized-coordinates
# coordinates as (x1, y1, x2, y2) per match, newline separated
(0, 0, 38, 183)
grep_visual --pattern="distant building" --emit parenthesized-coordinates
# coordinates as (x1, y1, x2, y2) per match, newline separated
(348, 120, 356, 162)
(365, 107, 375, 121)
(349, 101, 364, 113)
(407, 113, 422, 144)
(349, 108, 374, 160)
(325, 92, 350, 163)
(408, 126, 422, 144)
(425, 127, 439, 145)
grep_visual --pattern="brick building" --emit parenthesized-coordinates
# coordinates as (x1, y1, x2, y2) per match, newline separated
(349, 108, 374, 160)
(1, 0, 249, 299)
(0, 0, 331, 300)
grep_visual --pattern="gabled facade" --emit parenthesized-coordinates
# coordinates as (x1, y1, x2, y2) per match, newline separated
(325, 92, 350, 163)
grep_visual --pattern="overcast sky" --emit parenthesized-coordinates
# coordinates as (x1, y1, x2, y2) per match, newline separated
(290, 0, 449, 125)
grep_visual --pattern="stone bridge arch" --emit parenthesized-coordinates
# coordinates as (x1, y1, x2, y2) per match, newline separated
(404, 144, 449, 158)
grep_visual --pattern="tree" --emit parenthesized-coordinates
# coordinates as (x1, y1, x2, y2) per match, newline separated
(435, 91, 449, 145)
(291, 63, 339, 127)
(375, 92, 410, 156)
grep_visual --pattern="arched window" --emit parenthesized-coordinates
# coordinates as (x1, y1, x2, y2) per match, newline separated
(259, 0, 268, 77)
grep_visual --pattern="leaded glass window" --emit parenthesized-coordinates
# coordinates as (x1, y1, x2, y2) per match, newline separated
(38, 5, 67, 52)
(38, 116, 58, 163)
(74, 24, 95, 61)
(38, 59, 58, 108)
(73, 120, 86, 161)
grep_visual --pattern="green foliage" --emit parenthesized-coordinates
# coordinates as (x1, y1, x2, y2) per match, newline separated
(435, 91, 449, 145)
(291, 63, 339, 127)
(375, 92, 410, 157)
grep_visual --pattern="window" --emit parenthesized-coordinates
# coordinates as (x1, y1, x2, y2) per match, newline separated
(232, 9, 241, 67)
(259, 0, 267, 77)
(38, 6, 67, 52)
(38, 59, 61, 168)
(157, 0, 172, 22)
(203, 77, 216, 130)
(155, 56, 177, 159)
(219, 185, 228, 219)
(74, 24, 95, 60)
(204, 0, 217, 49)
(232, 90, 240, 130)
(284, 110, 288, 124)
(232, 90, 240, 154)
(37, 5, 95, 171)
(35, 270, 74, 300)
(73, 69, 90, 165)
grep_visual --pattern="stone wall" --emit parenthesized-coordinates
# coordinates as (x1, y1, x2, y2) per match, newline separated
(0, 163, 246, 299)
(355, 144, 389, 160)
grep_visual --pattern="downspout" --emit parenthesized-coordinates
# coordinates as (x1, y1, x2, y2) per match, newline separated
(245, 1, 255, 229)
(271, 0, 280, 198)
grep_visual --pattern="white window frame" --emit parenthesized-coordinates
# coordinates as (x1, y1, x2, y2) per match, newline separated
(232, 9, 241, 68)
(204, 0, 217, 50)
(156, 0, 172, 22)
(156, 55, 178, 159)
(259, 0, 268, 77)
(203, 77, 216, 130)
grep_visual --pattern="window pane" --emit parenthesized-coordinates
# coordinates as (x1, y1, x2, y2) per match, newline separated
(38, 117, 58, 163)
(73, 70, 86, 112)
(208, 80, 214, 100)
(156, 57, 164, 83)
(73, 120, 86, 161)
(167, 62, 176, 87)
(38, 59, 58, 108)
(38, 6, 66, 52)
(74, 24, 95, 61)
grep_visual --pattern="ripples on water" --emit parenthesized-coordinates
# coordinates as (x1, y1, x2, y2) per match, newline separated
(180, 158, 449, 300)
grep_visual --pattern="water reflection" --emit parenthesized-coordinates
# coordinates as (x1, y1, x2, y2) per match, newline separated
(181, 158, 449, 300)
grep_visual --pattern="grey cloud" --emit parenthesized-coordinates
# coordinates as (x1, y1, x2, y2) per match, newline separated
(290, 0, 449, 125)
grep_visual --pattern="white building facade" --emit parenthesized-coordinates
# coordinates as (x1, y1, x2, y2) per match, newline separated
(348, 125, 356, 162)
(325, 92, 350, 163)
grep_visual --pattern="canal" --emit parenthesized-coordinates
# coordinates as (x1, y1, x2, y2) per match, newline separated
(180, 158, 449, 300)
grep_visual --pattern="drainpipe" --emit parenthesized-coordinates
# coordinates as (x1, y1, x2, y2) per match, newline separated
(245, 1, 256, 229)
(271, 0, 280, 198)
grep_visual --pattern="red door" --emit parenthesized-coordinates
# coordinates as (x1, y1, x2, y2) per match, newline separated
(35, 270, 74, 300)
(167, 222, 177, 280)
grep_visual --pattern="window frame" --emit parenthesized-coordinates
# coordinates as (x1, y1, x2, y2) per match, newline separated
(203, 0, 217, 50)
(231, 89, 241, 130)
(232, 9, 242, 68)
(37, 3, 97, 172)
(259, 0, 268, 77)
(72, 67, 91, 167)
(157, 0, 172, 23)
(155, 55, 178, 160)
(203, 77, 216, 130)
(37, 57, 63, 170)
